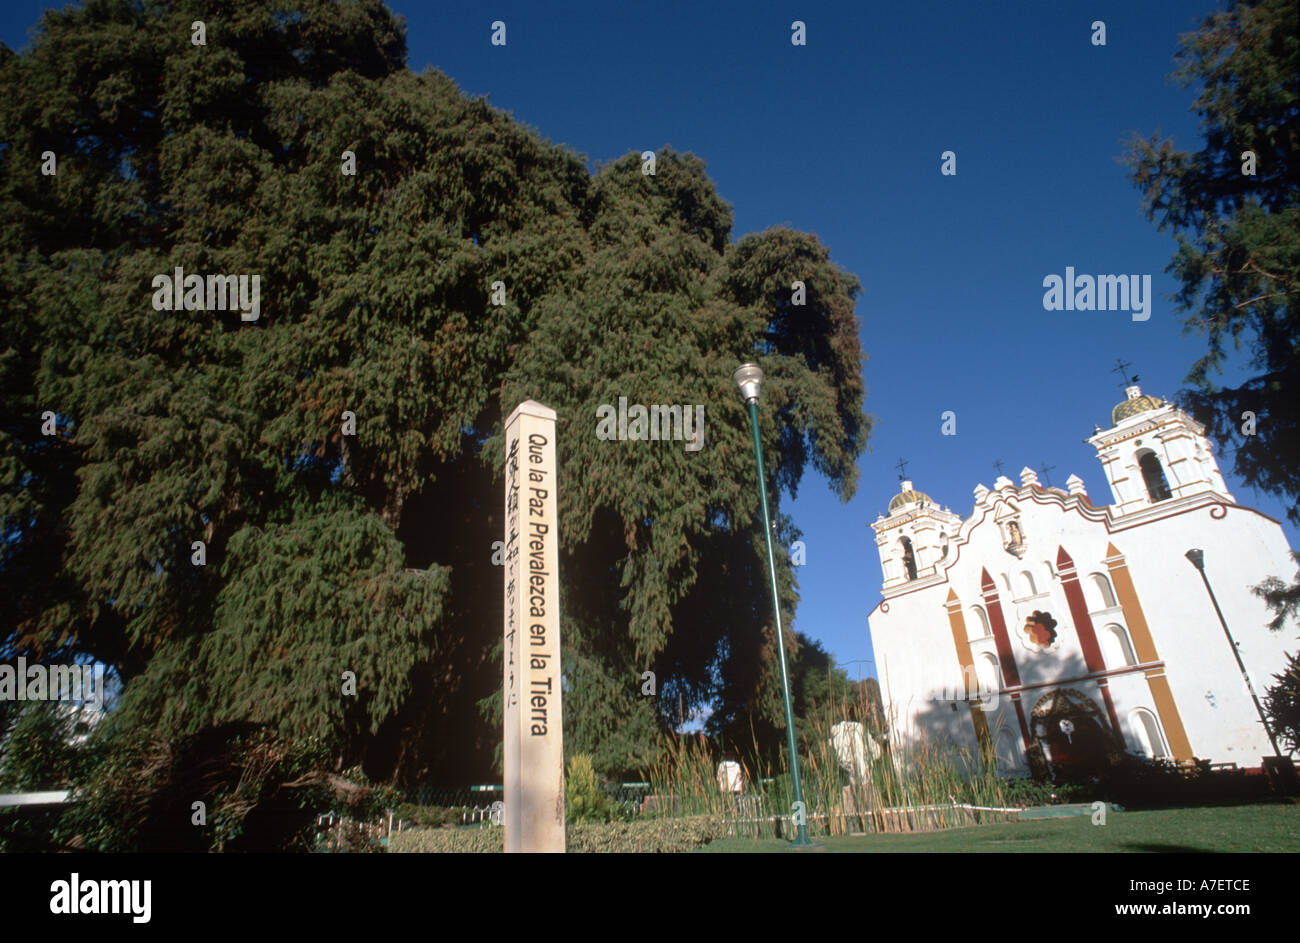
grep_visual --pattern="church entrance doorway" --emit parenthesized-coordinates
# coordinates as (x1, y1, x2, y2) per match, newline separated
(1031, 689, 1113, 781)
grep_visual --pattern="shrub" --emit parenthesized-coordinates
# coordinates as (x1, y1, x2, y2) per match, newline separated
(565, 754, 617, 824)
(62, 723, 392, 852)
(387, 814, 728, 853)
(389, 825, 502, 854)
(999, 778, 1097, 807)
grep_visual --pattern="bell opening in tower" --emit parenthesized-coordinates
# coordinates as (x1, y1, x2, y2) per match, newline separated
(1137, 449, 1172, 502)
(899, 536, 917, 580)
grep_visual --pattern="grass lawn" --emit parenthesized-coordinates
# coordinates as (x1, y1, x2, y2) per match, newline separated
(695, 801, 1300, 853)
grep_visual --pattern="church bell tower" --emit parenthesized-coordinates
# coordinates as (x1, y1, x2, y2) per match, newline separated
(1087, 384, 1233, 517)
(871, 479, 963, 593)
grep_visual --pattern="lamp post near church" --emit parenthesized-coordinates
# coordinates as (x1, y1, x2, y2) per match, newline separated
(1184, 549, 1282, 758)
(734, 363, 815, 848)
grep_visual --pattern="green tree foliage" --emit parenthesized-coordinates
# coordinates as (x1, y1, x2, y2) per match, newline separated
(1122, 0, 1300, 522)
(1255, 551, 1300, 756)
(0, 701, 93, 792)
(857, 676, 885, 727)
(1263, 651, 1300, 755)
(0, 700, 96, 851)
(0, 0, 868, 845)
(1253, 550, 1300, 633)
(502, 157, 868, 778)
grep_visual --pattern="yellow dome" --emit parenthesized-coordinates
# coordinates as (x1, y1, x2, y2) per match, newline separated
(1111, 386, 1165, 424)
(888, 485, 933, 513)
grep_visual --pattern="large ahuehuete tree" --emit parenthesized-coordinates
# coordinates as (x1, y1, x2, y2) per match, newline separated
(0, 0, 869, 847)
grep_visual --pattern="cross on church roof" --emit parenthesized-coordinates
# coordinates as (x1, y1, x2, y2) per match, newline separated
(895, 457, 909, 481)
(992, 459, 1005, 476)
(1038, 461, 1056, 487)
(1111, 357, 1139, 390)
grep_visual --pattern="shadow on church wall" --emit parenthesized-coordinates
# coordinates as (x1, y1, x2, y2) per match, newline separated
(894, 649, 1130, 785)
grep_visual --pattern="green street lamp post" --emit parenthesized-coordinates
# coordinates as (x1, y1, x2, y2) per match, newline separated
(1185, 549, 1283, 757)
(734, 363, 815, 848)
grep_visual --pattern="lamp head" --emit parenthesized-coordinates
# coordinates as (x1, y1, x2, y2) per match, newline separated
(1185, 549, 1205, 570)
(734, 363, 763, 404)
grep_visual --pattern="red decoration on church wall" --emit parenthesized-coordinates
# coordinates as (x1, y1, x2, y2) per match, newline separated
(1023, 610, 1058, 648)
(1057, 546, 1123, 734)
(980, 567, 1033, 753)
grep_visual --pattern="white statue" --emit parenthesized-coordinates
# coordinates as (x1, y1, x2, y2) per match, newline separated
(716, 760, 744, 794)
(829, 721, 882, 785)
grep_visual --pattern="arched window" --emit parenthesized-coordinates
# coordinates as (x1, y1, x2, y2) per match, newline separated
(939, 530, 949, 559)
(1129, 708, 1170, 759)
(1000, 573, 1012, 593)
(976, 653, 1003, 694)
(1089, 573, 1117, 609)
(899, 536, 917, 580)
(1137, 449, 1172, 502)
(967, 605, 992, 642)
(1100, 624, 1137, 668)
(1019, 570, 1037, 597)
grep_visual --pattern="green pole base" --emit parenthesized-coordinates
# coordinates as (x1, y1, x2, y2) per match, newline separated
(785, 838, 825, 852)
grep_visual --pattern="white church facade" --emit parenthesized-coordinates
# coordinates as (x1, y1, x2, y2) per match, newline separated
(867, 385, 1297, 780)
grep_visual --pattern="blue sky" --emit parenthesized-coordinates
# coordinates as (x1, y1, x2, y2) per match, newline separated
(5, 1, 1294, 683)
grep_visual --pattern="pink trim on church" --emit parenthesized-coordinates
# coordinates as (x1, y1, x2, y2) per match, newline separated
(980, 567, 1033, 753)
(1056, 546, 1123, 734)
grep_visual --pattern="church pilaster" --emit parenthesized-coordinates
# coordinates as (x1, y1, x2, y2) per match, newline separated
(944, 589, 992, 759)
(1103, 543, 1194, 761)
(1057, 546, 1123, 734)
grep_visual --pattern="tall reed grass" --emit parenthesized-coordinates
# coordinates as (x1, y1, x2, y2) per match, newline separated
(645, 682, 1017, 837)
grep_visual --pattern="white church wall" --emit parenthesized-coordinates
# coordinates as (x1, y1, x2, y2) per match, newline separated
(871, 592, 983, 765)
(1119, 506, 1298, 762)
(1104, 671, 1163, 756)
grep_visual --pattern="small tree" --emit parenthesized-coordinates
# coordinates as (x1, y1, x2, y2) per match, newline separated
(564, 754, 617, 824)
(1254, 550, 1300, 756)
(1253, 552, 1300, 634)
(1264, 652, 1300, 756)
